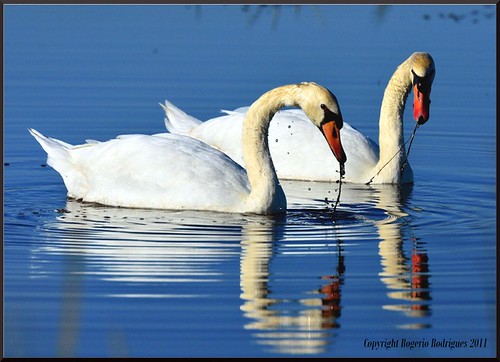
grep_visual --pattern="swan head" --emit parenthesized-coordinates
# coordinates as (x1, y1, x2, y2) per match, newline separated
(410, 52, 435, 125)
(295, 82, 347, 173)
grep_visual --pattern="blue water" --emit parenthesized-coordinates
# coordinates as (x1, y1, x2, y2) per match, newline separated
(3, 4, 496, 358)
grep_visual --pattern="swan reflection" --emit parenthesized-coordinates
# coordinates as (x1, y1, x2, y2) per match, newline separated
(239, 219, 344, 354)
(282, 181, 432, 329)
(37, 202, 252, 296)
(30, 179, 431, 355)
(33, 197, 346, 355)
(374, 183, 432, 328)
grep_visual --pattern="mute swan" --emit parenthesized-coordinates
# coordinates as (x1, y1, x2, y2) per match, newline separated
(29, 82, 346, 214)
(163, 52, 435, 184)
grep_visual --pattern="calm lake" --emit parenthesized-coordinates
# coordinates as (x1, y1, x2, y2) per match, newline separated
(3, 4, 496, 358)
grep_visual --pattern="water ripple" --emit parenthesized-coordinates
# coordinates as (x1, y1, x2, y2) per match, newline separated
(5, 178, 494, 356)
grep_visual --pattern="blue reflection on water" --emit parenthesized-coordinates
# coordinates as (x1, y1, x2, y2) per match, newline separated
(4, 4, 496, 358)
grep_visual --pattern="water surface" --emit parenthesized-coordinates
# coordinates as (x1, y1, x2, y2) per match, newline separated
(3, 4, 496, 358)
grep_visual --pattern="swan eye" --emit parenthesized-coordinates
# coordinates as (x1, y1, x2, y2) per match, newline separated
(320, 105, 343, 129)
(411, 69, 432, 94)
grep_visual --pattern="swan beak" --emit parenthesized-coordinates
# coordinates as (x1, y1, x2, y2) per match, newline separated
(321, 121, 347, 171)
(413, 83, 431, 125)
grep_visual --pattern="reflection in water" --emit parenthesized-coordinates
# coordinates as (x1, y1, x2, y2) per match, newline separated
(34, 203, 248, 356)
(241, 4, 300, 29)
(191, 5, 494, 29)
(281, 181, 433, 330)
(57, 252, 85, 356)
(32, 199, 348, 356)
(374, 184, 432, 329)
(41, 202, 246, 286)
(28, 180, 432, 355)
(32, 196, 347, 356)
(239, 220, 344, 354)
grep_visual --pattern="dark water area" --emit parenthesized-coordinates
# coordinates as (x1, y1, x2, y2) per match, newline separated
(3, 4, 496, 358)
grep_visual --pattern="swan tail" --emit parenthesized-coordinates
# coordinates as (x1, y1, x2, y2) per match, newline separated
(160, 100, 202, 135)
(220, 106, 249, 115)
(29, 128, 73, 169)
(29, 128, 87, 197)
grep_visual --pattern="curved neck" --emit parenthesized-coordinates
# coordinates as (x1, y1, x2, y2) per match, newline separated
(242, 85, 302, 213)
(375, 58, 413, 182)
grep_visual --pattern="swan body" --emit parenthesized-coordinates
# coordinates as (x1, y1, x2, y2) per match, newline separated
(163, 52, 435, 184)
(164, 105, 377, 183)
(30, 82, 346, 214)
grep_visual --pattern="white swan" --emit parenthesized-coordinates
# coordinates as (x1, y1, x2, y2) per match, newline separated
(163, 52, 435, 184)
(29, 82, 346, 214)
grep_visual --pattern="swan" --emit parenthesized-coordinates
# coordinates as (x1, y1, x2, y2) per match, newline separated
(29, 82, 346, 214)
(162, 52, 435, 184)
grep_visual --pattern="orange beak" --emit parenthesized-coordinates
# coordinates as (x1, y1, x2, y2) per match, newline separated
(413, 83, 431, 125)
(321, 120, 347, 174)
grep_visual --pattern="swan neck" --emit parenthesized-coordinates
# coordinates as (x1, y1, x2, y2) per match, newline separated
(242, 86, 300, 212)
(376, 58, 413, 180)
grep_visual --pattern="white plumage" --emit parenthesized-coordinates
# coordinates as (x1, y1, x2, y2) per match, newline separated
(30, 82, 346, 214)
(163, 52, 435, 184)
